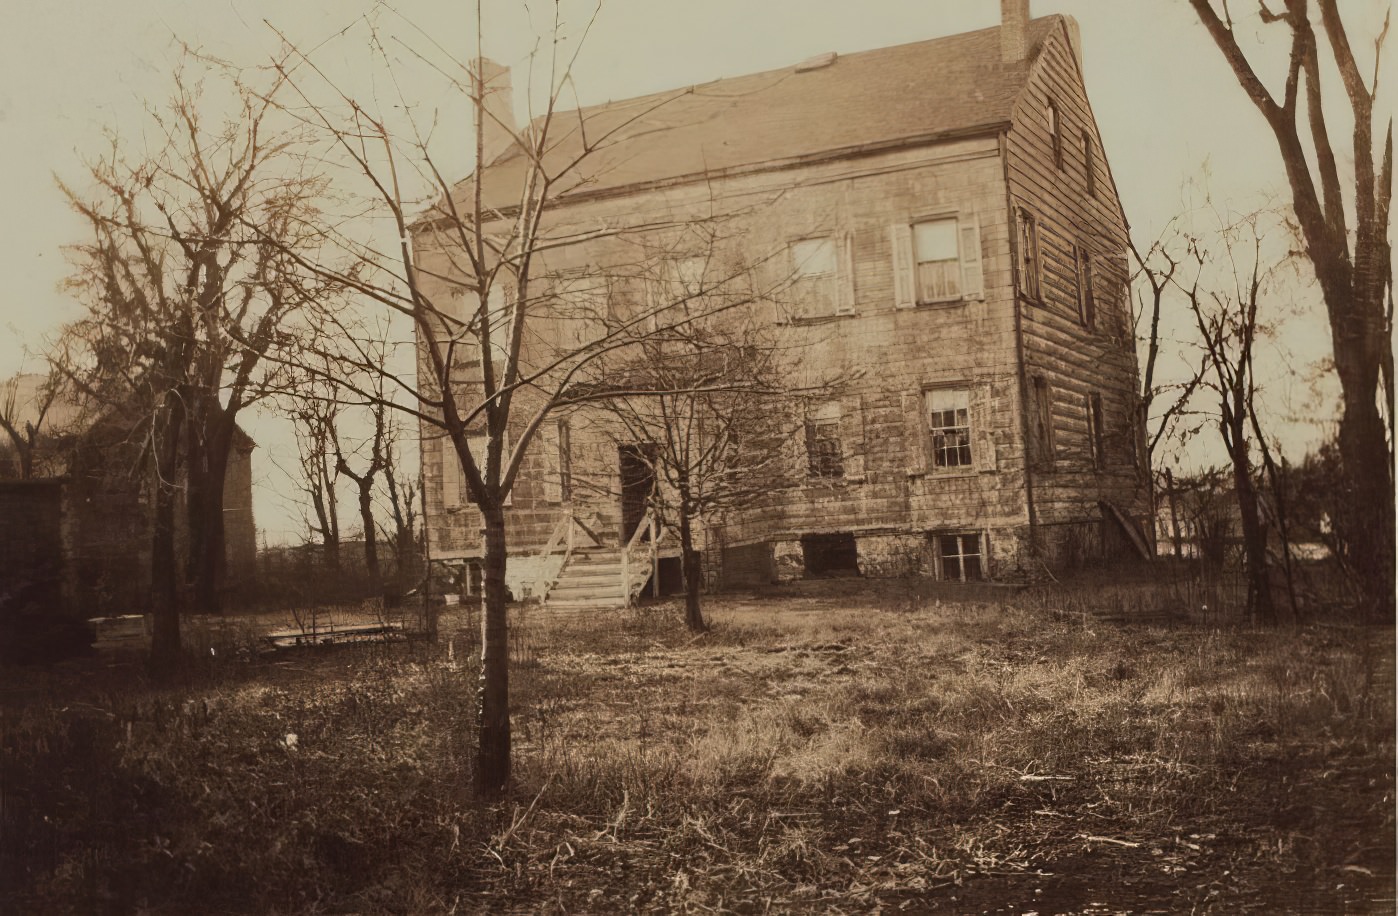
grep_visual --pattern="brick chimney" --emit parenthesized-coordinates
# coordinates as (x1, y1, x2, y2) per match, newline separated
(1001, 0, 1030, 64)
(472, 58, 517, 167)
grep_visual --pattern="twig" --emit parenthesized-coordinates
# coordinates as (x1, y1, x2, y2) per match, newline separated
(1079, 834, 1141, 848)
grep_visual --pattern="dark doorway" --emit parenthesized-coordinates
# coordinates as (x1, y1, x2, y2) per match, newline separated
(618, 444, 657, 542)
(801, 532, 860, 577)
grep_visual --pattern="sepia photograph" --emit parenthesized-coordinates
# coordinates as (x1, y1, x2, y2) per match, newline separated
(1, 1, 1393, 912)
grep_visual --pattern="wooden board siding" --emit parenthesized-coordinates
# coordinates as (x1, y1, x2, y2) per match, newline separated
(1005, 20, 1151, 543)
(416, 135, 1038, 565)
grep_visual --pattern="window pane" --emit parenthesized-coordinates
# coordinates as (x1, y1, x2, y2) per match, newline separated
(927, 388, 969, 413)
(913, 219, 958, 262)
(792, 238, 837, 278)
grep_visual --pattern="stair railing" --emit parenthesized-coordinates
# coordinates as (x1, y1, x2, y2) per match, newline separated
(533, 511, 577, 602)
(620, 510, 664, 605)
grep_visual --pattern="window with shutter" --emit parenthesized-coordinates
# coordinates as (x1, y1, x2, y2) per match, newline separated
(913, 218, 961, 303)
(789, 237, 839, 319)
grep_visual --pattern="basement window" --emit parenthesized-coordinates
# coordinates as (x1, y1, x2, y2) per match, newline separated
(801, 532, 860, 577)
(935, 532, 984, 582)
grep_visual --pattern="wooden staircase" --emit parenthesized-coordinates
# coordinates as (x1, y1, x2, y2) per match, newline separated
(537, 510, 663, 612)
(542, 547, 631, 611)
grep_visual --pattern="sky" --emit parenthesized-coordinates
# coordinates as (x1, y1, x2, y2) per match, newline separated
(1, 0, 1389, 544)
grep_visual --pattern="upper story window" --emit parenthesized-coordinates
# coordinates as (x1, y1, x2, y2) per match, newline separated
(926, 387, 972, 469)
(892, 213, 983, 308)
(1047, 98, 1064, 169)
(1082, 131, 1097, 197)
(1016, 209, 1042, 303)
(789, 236, 852, 319)
(805, 401, 844, 478)
(914, 218, 961, 302)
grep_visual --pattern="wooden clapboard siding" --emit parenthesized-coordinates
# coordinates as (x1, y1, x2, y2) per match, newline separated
(1006, 20, 1148, 531)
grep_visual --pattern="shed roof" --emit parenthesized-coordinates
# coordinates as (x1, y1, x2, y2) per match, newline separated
(453, 16, 1062, 213)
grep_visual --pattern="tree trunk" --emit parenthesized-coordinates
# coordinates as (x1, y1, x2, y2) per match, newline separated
(150, 396, 185, 674)
(1334, 358, 1395, 619)
(475, 502, 511, 796)
(192, 439, 229, 615)
(1228, 425, 1275, 624)
(678, 505, 706, 632)
(358, 481, 380, 580)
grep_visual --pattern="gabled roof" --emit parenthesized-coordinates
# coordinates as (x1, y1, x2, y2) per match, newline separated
(456, 16, 1062, 214)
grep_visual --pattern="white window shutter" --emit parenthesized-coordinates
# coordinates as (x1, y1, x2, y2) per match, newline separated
(959, 212, 984, 301)
(902, 390, 928, 475)
(442, 437, 461, 508)
(835, 233, 856, 315)
(973, 384, 996, 473)
(541, 422, 562, 503)
(890, 224, 915, 309)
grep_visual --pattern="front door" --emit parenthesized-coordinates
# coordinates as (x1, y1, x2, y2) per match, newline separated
(618, 444, 656, 542)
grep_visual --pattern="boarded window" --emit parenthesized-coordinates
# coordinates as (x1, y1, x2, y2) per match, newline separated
(1031, 376, 1056, 468)
(1087, 393, 1105, 470)
(1017, 210, 1042, 302)
(1082, 131, 1097, 197)
(805, 401, 844, 478)
(937, 533, 983, 581)
(926, 388, 972, 469)
(1047, 98, 1064, 169)
(914, 218, 961, 302)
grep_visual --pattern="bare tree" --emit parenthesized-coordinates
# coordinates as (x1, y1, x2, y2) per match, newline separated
(378, 430, 421, 590)
(600, 322, 797, 631)
(1187, 0, 1393, 616)
(56, 61, 331, 666)
(0, 371, 69, 480)
(284, 382, 343, 570)
(1177, 208, 1290, 622)
(252, 9, 796, 793)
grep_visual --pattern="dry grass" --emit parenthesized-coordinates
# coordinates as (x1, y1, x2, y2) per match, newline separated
(2, 583, 1392, 913)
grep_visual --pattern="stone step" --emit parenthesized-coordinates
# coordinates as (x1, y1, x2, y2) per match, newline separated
(545, 598, 626, 612)
(548, 585, 628, 602)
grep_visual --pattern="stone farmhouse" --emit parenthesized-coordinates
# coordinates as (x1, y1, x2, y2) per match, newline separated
(415, 1, 1152, 604)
